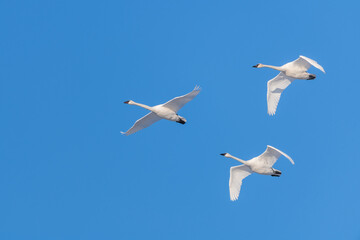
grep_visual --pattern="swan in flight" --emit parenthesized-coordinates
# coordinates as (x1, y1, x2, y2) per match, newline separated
(220, 145, 294, 201)
(253, 55, 325, 115)
(122, 86, 201, 135)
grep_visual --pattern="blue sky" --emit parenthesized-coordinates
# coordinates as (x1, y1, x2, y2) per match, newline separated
(0, 0, 359, 239)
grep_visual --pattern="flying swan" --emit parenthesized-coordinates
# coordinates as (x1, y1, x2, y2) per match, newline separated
(220, 145, 294, 201)
(253, 55, 325, 115)
(122, 86, 201, 135)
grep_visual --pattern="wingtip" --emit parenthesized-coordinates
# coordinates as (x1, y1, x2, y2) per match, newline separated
(120, 131, 128, 136)
(301, 55, 326, 74)
(267, 108, 274, 116)
(269, 145, 295, 165)
(319, 66, 326, 74)
(220, 153, 227, 156)
(124, 100, 130, 104)
(230, 196, 238, 201)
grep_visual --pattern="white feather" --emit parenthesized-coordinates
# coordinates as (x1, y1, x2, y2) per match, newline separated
(221, 146, 294, 201)
(122, 86, 201, 135)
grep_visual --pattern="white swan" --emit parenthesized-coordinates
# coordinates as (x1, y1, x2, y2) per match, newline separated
(253, 55, 325, 115)
(122, 86, 201, 135)
(220, 145, 294, 201)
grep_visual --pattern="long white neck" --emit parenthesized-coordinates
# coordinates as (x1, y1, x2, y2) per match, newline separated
(227, 154, 248, 165)
(128, 101, 153, 111)
(260, 64, 284, 71)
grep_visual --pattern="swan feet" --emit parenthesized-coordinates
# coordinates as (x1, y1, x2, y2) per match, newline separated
(176, 119, 186, 124)
(271, 169, 282, 177)
(307, 74, 316, 80)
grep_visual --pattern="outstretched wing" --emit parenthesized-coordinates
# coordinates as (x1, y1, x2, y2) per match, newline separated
(162, 86, 201, 113)
(229, 165, 252, 201)
(122, 112, 161, 136)
(255, 145, 294, 168)
(267, 72, 295, 115)
(290, 56, 325, 73)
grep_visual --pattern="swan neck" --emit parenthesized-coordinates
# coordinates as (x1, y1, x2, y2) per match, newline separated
(228, 154, 247, 165)
(130, 101, 153, 111)
(261, 64, 283, 71)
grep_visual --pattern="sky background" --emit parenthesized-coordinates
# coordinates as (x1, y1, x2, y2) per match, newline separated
(0, 0, 359, 239)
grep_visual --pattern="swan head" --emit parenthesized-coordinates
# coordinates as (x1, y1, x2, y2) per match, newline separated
(220, 153, 230, 157)
(124, 100, 134, 105)
(252, 63, 264, 68)
(176, 115, 187, 125)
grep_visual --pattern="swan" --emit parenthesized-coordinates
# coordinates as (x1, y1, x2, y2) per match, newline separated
(253, 55, 325, 115)
(220, 145, 294, 201)
(122, 86, 201, 135)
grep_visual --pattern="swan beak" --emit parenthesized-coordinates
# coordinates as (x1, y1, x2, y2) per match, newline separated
(124, 100, 130, 104)
(220, 153, 227, 156)
(252, 64, 259, 68)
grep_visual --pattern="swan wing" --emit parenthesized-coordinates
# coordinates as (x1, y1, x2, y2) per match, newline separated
(229, 165, 252, 201)
(162, 86, 201, 112)
(291, 56, 325, 73)
(122, 112, 161, 136)
(267, 72, 295, 115)
(255, 145, 294, 168)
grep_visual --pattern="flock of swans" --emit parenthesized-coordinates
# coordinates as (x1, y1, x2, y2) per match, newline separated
(123, 55, 325, 201)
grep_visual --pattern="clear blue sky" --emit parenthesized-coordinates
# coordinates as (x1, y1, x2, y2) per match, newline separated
(0, 0, 359, 239)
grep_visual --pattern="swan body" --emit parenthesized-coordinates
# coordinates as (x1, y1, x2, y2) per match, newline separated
(253, 55, 325, 115)
(122, 86, 200, 135)
(220, 145, 294, 201)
